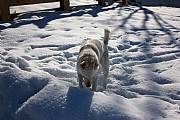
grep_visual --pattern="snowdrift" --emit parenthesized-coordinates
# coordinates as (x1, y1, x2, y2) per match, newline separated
(0, 1, 180, 120)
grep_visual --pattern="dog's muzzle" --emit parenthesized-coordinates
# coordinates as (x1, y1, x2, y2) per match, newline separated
(85, 80, 91, 87)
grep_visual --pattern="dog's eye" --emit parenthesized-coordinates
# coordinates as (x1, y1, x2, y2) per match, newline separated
(91, 59, 98, 69)
(94, 63, 98, 69)
(80, 61, 87, 69)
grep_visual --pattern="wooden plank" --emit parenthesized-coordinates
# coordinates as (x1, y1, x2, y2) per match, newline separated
(0, 0, 10, 21)
(9, 0, 60, 6)
(0, 0, 70, 21)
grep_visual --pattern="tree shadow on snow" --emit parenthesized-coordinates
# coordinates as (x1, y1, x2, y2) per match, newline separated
(65, 87, 94, 120)
(111, 5, 179, 119)
(138, 7, 179, 116)
(112, 6, 179, 48)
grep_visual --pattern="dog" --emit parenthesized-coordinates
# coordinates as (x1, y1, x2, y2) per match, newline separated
(77, 29, 110, 91)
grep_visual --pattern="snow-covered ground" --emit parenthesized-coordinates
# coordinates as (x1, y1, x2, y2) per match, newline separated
(141, 0, 180, 7)
(0, 0, 180, 120)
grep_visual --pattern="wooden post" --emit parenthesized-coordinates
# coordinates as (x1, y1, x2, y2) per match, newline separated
(122, 0, 128, 6)
(0, 0, 10, 21)
(60, 0, 70, 11)
(98, 0, 105, 6)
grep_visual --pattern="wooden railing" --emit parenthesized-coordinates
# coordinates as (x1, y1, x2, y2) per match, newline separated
(0, 0, 127, 21)
(0, 0, 107, 21)
(0, 0, 71, 21)
(9, 0, 61, 6)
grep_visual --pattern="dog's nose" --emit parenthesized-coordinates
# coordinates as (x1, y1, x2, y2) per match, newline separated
(86, 81, 91, 87)
(86, 84, 91, 87)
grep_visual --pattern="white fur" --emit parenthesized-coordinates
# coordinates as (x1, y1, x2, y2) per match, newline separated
(77, 29, 110, 91)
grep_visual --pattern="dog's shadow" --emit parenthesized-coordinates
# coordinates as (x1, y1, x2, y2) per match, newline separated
(65, 87, 94, 120)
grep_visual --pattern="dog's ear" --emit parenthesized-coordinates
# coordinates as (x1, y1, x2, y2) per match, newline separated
(80, 61, 88, 69)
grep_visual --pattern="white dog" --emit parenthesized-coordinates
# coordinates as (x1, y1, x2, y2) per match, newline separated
(77, 29, 110, 91)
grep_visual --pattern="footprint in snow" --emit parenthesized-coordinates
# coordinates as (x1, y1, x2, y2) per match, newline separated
(5, 56, 31, 71)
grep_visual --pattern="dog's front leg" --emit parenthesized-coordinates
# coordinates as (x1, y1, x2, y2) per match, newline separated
(78, 73, 83, 88)
(92, 75, 98, 91)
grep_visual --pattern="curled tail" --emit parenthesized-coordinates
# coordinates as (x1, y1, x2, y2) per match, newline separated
(104, 29, 110, 45)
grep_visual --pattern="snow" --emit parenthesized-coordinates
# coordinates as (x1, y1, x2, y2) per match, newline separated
(0, 0, 180, 120)
(141, 0, 180, 7)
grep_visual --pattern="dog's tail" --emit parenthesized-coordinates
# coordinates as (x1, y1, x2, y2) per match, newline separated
(104, 29, 110, 45)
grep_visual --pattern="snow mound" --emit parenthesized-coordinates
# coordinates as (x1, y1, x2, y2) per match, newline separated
(0, 1, 180, 120)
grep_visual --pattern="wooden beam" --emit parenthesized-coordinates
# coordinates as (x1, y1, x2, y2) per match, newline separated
(9, 0, 60, 6)
(0, 0, 10, 21)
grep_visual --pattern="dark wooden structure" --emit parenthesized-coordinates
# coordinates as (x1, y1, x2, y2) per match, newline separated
(0, 0, 106, 21)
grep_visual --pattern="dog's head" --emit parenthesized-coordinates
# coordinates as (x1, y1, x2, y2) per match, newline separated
(80, 56, 98, 87)
(79, 55, 99, 82)
(80, 57, 98, 70)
